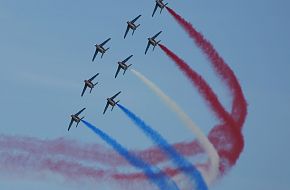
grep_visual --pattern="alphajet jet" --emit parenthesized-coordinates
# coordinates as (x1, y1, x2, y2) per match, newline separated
(115, 55, 133, 78)
(103, 91, 121, 114)
(152, 0, 168, 17)
(145, 31, 162, 55)
(92, 38, 111, 61)
(68, 108, 86, 131)
(81, 73, 99, 97)
(124, 15, 141, 39)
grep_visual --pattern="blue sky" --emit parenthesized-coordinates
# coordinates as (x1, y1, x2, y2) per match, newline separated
(0, 0, 290, 189)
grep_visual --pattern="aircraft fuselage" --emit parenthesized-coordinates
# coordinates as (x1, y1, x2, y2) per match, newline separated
(118, 62, 127, 70)
(96, 45, 105, 53)
(157, 0, 165, 8)
(71, 115, 80, 123)
(84, 80, 94, 88)
(107, 98, 116, 106)
(149, 38, 157, 46)
(127, 22, 136, 30)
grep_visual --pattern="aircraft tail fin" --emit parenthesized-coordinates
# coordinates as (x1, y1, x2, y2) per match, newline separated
(161, 4, 168, 13)
(90, 88, 93, 93)
(116, 100, 120, 105)
(101, 53, 104, 58)
(132, 29, 135, 35)
(94, 82, 98, 86)
(124, 64, 132, 75)
(111, 105, 114, 111)
(136, 24, 140, 28)
(106, 47, 110, 51)
(77, 117, 85, 128)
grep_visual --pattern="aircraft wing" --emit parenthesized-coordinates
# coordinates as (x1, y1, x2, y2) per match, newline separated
(152, 4, 158, 17)
(145, 41, 150, 54)
(111, 91, 121, 100)
(92, 49, 98, 61)
(89, 73, 99, 81)
(75, 108, 86, 116)
(103, 102, 109, 114)
(124, 25, 130, 39)
(152, 31, 162, 39)
(115, 65, 122, 78)
(68, 119, 74, 131)
(100, 38, 111, 46)
(122, 55, 133, 63)
(81, 85, 88, 97)
(131, 15, 141, 23)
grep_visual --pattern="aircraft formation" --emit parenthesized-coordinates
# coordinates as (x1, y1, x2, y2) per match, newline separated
(68, 0, 168, 131)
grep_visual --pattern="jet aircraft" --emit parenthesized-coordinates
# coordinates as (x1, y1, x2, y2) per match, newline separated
(145, 31, 162, 54)
(115, 55, 133, 78)
(81, 73, 99, 97)
(152, 0, 168, 17)
(92, 38, 111, 61)
(103, 91, 121, 114)
(68, 108, 86, 131)
(124, 15, 141, 39)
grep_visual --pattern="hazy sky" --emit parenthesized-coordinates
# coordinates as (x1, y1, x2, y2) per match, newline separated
(0, 0, 290, 189)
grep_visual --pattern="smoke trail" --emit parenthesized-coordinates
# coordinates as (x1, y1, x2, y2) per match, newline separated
(165, 6, 247, 128)
(0, 134, 202, 167)
(164, 6, 247, 171)
(158, 44, 236, 128)
(0, 147, 208, 182)
(117, 104, 208, 190)
(130, 68, 219, 184)
(0, 135, 127, 166)
(158, 43, 244, 172)
(81, 120, 180, 190)
(0, 151, 109, 181)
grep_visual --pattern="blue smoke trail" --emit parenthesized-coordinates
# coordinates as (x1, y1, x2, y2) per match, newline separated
(117, 104, 208, 190)
(81, 120, 179, 190)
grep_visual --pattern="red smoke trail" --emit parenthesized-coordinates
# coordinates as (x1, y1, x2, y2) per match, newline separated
(0, 135, 203, 166)
(0, 151, 106, 181)
(159, 44, 244, 173)
(158, 44, 236, 127)
(165, 7, 247, 128)
(0, 150, 207, 183)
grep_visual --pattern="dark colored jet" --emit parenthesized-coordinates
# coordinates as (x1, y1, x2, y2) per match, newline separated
(124, 15, 141, 39)
(115, 55, 133, 78)
(145, 31, 162, 54)
(92, 38, 111, 61)
(103, 91, 121, 114)
(81, 73, 99, 97)
(68, 108, 86, 131)
(152, 0, 168, 17)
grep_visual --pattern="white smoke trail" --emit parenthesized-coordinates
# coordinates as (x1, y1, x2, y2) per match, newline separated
(130, 69, 219, 185)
